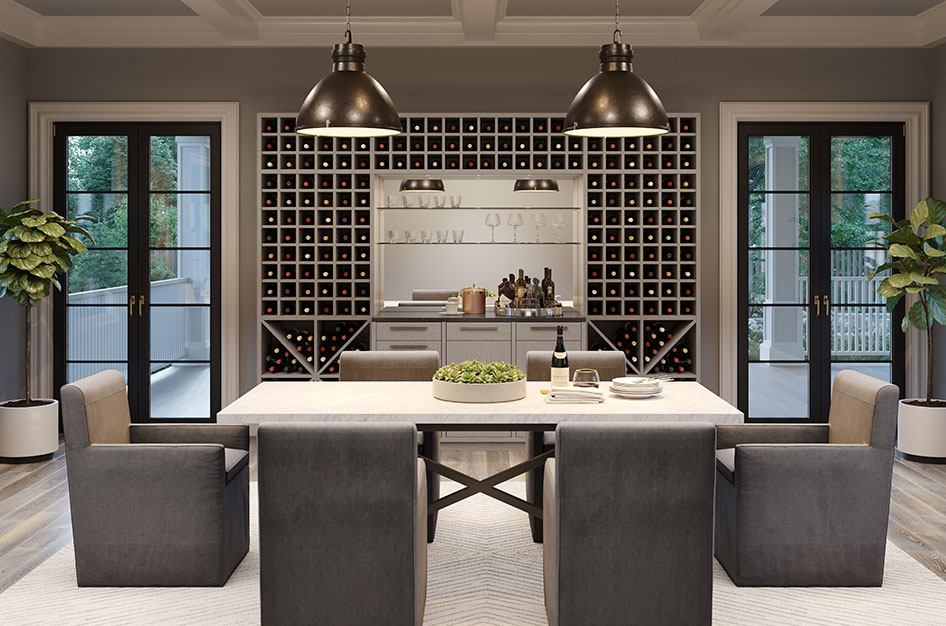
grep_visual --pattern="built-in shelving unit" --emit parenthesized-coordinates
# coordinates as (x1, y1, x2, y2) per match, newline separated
(258, 113, 700, 382)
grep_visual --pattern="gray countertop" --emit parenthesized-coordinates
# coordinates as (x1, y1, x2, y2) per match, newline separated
(372, 306, 585, 323)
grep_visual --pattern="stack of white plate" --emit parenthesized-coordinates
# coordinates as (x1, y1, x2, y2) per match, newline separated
(608, 376, 663, 399)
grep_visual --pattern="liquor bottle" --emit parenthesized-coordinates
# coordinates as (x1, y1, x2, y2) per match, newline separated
(551, 326, 570, 388)
(514, 269, 527, 308)
(543, 267, 556, 306)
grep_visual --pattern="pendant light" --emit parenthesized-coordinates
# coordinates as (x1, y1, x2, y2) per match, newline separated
(400, 179, 445, 192)
(513, 179, 559, 192)
(295, 1, 401, 138)
(564, 0, 669, 138)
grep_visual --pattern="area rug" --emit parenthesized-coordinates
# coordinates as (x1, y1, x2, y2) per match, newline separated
(2, 482, 945, 625)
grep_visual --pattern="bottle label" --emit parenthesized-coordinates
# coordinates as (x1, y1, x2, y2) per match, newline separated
(553, 351, 567, 359)
(551, 367, 570, 388)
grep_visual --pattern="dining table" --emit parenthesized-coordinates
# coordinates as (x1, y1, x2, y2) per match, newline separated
(218, 380, 743, 530)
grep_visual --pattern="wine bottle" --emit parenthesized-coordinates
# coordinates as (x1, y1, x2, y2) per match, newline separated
(551, 325, 570, 388)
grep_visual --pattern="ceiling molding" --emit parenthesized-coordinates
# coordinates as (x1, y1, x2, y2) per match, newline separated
(0, 0, 41, 47)
(451, 0, 508, 41)
(692, 0, 779, 40)
(178, 0, 261, 40)
(918, 0, 946, 46)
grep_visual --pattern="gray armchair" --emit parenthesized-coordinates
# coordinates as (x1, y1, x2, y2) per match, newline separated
(525, 349, 627, 542)
(339, 349, 441, 542)
(714, 369, 899, 586)
(60, 370, 249, 586)
(543, 422, 715, 626)
(258, 422, 426, 626)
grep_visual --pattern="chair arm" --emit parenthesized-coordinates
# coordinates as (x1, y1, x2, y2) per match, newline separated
(716, 423, 828, 449)
(130, 424, 249, 450)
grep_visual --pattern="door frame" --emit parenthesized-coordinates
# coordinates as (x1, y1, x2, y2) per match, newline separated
(28, 102, 240, 410)
(719, 101, 930, 405)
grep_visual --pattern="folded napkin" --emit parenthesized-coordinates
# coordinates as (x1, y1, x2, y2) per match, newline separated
(545, 387, 605, 404)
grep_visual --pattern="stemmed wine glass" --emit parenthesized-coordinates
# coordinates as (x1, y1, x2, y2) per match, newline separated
(485, 213, 501, 243)
(552, 213, 568, 242)
(508, 212, 524, 243)
(531, 212, 547, 243)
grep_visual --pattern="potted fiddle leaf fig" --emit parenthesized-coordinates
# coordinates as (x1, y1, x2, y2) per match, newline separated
(871, 196, 946, 459)
(0, 200, 94, 459)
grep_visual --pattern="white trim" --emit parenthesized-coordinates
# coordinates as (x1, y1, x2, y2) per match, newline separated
(718, 101, 930, 405)
(28, 101, 240, 409)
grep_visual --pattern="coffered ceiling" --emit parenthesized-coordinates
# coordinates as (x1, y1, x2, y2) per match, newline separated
(1, 0, 945, 48)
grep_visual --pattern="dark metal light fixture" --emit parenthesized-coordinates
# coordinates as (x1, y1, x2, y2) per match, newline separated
(564, 0, 669, 138)
(295, 1, 401, 138)
(513, 179, 560, 192)
(400, 179, 445, 193)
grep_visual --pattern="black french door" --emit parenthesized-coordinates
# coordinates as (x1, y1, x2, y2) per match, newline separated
(53, 123, 221, 422)
(738, 122, 905, 422)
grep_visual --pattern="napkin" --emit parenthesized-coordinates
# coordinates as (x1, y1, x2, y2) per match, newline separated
(545, 387, 605, 404)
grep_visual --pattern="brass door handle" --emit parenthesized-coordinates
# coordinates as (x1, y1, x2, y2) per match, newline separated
(822, 295, 829, 314)
(129, 294, 136, 317)
(139, 294, 144, 317)
(814, 294, 820, 316)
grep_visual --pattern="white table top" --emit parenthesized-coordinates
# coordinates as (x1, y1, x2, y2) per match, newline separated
(218, 381, 743, 430)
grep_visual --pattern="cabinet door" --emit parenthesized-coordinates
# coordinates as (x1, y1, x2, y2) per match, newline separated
(445, 340, 512, 365)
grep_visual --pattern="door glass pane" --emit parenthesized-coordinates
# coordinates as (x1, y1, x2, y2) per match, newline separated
(830, 249, 888, 305)
(150, 193, 210, 247)
(151, 306, 210, 361)
(831, 363, 891, 389)
(67, 249, 128, 294)
(67, 135, 128, 191)
(749, 363, 809, 418)
(66, 193, 127, 248)
(150, 136, 210, 191)
(749, 193, 809, 248)
(830, 307, 892, 361)
(831, 193, 892, 246)
(66, 307, 127, 361)
(747, 136, 809, 191)
(68, 362, 128, 385)
(749, 250, 809, 304)
(749, 306, 809, 361)
(150, 363, 209, 418)
(151, 250, 210, 304)
(831, 137, 892, 191)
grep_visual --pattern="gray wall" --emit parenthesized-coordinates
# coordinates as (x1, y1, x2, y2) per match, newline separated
(0, 38, 27, 402)
(17, 46, 941, 395)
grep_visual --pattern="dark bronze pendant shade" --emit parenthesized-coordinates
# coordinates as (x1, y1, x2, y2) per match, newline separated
(564, 43, 669, 138)
(399, 178, 445, 192)
(513, 179, 560, 192)
(295, 42, 402, 138)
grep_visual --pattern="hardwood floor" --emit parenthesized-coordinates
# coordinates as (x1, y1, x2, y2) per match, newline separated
(1, 439, 945, 594)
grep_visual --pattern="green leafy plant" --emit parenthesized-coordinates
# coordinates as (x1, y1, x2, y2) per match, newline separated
(434, 360, 525, 384)
(0, 200, 95, 406)
(870, 197, 946, 405)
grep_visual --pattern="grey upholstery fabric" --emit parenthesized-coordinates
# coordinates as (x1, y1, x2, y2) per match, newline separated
(130, 424, 249, 449)
(714, 369, 899, 586)
(542, 458, 559, 626)
(60, 370, 249, 587)
(411, 288, 458, 301)
(544, 422, 716, 626)
(258, 423, 426, 626)
(340, 350, 442, 542)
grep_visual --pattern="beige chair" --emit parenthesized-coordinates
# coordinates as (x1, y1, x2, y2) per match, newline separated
(411, 289, 457, 301)
(339, 350, 442, 541)
(524, 349, 628, 542)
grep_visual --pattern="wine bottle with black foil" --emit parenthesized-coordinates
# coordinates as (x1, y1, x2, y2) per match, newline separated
(551, 326, 570, 388)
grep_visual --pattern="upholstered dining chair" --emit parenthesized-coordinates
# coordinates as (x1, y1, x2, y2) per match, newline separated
(339, 349, 441, 541)
(524, 349, 627, 542)
(258, 422, 427, 626)
(543, 422, 716, 626)
(714, 369, 899, 586)
(411, 288, 458, 301)
(60, 369, 250, 586)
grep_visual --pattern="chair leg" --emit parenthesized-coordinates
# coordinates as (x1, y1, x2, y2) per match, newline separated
(420, 431, 440, 542)
(527, 432, 553, 543)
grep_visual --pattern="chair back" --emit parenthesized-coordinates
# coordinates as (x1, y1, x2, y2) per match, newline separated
(60, 370, 131, 449)
(828, 370, 899, 448)
(411, 289, 457, 301)
(339, 350, 440, 381)
(526, 350, 626, 383)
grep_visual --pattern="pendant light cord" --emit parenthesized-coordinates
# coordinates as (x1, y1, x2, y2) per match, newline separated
(344, 0, 352, 43)
(613, 0, 622, 43)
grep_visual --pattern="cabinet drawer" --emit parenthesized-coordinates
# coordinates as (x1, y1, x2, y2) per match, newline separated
(446, 322, 512, 341)
(376, 340, 442, 357)
(516, 322, 583, 341)
(375, 322, 442, 341)
(445, 340, 512, 365)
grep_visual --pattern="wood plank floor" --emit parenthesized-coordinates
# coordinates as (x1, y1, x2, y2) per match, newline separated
(1, 439, 944, 594)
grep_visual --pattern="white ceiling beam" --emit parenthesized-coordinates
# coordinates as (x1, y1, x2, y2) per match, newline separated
(451, 0, 507, 40)
(917, 0, 946, 47)
(178, 0, 260, 40)
(692, 0, 779, 40)
(0, 0, 42, 47)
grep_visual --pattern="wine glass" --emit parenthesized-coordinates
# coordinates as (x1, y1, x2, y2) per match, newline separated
(531, 212, 547, 243)
(552, 213, 568, 242)
(485, 213, 501, 243)
(507, 212, 524, 243)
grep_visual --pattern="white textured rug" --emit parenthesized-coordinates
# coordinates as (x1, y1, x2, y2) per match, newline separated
(2, 482, 946, 625)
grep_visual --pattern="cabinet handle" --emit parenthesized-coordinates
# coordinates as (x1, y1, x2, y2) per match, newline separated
(129, 295, 136, 317)
(389, 325, 427, 331)
(389, 344, 429, 350)
(528, 325, 561, 331)
(458, 326, 498, 331)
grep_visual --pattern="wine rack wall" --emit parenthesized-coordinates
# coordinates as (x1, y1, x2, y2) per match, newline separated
(258, 112, 699, 381)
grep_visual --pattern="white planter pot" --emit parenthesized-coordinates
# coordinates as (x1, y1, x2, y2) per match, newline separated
(0, 399, 59, 458)
(432, 378, 527, 403)
(897, 399, 946, 459)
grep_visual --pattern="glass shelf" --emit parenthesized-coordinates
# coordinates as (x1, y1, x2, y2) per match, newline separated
(376, 206, 581, 211)
(379, 241, 579, 246)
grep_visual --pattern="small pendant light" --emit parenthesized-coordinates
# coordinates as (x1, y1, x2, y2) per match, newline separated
(564, 0, 669, 138)
(513, 179, 560, 192)
(400, 179, 445, 193)
(295, 1, 401, 138)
